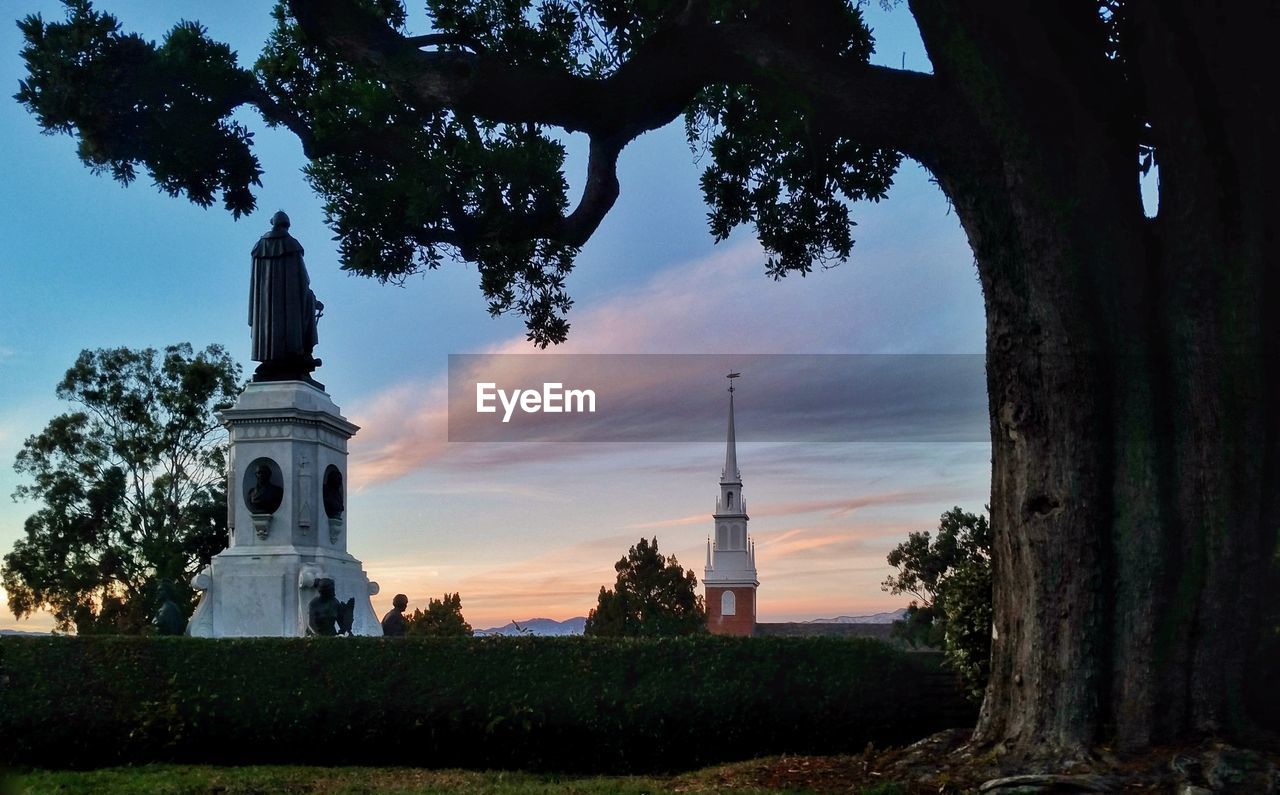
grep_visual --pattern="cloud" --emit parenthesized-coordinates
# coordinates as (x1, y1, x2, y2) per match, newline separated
(759, 528, 868, 560)
(749, 491, 938, 518)
(347, 381, 449, 490)
(347, 239, 988, 485)
(625, 513, 706, 530)
(340, 233, 990, 628)
(627, 489, 938, 531)
(366, 531, 657, 626)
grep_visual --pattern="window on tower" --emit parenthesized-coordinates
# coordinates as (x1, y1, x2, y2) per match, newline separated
(722, 590, 736, 616)
(727, 491, 734, 508)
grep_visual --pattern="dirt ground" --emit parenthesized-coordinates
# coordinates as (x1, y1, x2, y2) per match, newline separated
(673, 729, 1280, 793)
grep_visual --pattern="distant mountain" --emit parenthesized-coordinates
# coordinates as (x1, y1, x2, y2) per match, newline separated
(804, 608, 908, 625)
(476, 617, 587, 637)
(0, 628, 51, 636)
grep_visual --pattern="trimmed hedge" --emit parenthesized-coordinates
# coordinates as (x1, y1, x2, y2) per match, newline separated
(0, 636, 974, 772)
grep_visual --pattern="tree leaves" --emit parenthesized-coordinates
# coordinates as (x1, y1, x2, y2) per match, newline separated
(16, 0, 903, 347)
(16, 1, 262, 216)
(881, 506, 991, 700)
(1, 343, 242, 634)
(584, 536, 705, 637)
(687, 81, 900, 279)
(405, 592, 475, 637)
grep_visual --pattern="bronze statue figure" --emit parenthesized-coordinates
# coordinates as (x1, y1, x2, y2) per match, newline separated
(246, 462, 283, 514)
(249, 210, 324, 383)
(308, 578, 356, 636)
(337, 597, 355, 635)
(154, 580, 187, 636)
(322, 466, 344, 519)
(381, 593, 409, 637)
(308, 578, 340, 636)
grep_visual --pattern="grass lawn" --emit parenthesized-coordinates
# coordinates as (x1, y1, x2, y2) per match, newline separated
(1, 760, 909, 795)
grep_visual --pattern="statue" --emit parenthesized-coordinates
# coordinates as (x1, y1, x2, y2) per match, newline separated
(154, 580, 187, 636)
(381, 593, 409, 637)
(322, 467, 344, 519)
(308, 578, 355, 636)
(249, 210, 324, 383)
(337, 597, 355, 635)
(246, 462, 283, 514)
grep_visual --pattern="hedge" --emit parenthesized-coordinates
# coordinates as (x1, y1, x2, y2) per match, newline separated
(0, 635, 975, 772)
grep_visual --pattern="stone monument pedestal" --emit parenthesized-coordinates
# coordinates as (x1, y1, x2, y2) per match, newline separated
(187, 380, 380, 637)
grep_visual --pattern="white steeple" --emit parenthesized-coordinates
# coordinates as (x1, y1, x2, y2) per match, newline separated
(705, 371, 758, 637)
(722, 376, 740, 485)
(715, 372, 747, 519)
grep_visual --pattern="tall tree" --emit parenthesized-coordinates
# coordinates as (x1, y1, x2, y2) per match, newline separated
(584, 537, 705, 637)
(15, 0, 1280, 763)
(405, 592, 474, 637)
(882, 507, 993, 700)
(2, 344, 241, 633)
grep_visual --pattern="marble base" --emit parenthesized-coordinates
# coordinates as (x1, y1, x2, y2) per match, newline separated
(187, 546, 380, 637)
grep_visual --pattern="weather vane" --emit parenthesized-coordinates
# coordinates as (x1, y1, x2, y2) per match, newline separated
(727, 371, 741, 393)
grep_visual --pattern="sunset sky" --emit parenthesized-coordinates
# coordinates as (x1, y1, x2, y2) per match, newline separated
(0, 1, 995, 631)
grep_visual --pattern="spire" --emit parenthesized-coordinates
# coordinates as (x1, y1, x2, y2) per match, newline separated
(722, 372, 741, 484)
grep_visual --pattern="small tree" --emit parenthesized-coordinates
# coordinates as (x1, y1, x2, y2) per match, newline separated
(584, 537, 705, 637)
(2, 344, 241, 633)
(405, 592, 473, 637)
(882, 507, 992, 700)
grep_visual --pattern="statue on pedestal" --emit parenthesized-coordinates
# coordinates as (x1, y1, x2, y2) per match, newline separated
(308, 577, 355, 636)
(249, 211, 324, 384)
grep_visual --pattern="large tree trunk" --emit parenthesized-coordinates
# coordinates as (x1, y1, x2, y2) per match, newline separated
(910, 1, 1280, 760)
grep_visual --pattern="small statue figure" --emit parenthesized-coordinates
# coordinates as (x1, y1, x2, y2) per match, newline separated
(308, 578, 355, 636)
(248, 210, 324, 383)
(337, 597, 355, 635)
(154, 580, 187, 636)
(246, 462, 283, 514)
(308, 578, 340, 636)
(381, 593, 409, 637)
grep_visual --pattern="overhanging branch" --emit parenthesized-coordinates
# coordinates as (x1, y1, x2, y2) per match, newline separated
(285, 0, 963, 242)
(244, 84, 322, 159)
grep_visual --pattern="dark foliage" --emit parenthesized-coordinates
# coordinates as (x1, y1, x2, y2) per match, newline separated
(15, 0, 899, 346)
(405, 591, 474, 637)
(1, 344, 241, 634)
(0, 635, 974, 771)
(882, 507, 992, 700)
(584, 537, 705, 637)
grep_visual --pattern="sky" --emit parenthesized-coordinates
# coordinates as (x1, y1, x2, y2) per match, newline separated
(0, 1, 993, 631)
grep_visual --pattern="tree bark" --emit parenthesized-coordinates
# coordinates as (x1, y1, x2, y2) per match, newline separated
(911, 0, 1280, 761)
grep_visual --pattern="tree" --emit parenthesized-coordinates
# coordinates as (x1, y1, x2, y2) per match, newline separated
(405, 592, 474, 637)
(584, 537, 705, 637)
(2, 344, 241, 633)
(15, 0, 1280, 763)
(882, 507, 992, 701)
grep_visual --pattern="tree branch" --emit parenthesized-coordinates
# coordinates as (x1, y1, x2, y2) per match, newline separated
(404, 32, 488, 54)
(244, 83, 322, 159)
(559, 135, 623, 247)
(284, 0, 958, 164)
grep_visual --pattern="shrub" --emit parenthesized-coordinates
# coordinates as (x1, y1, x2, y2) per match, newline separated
(0, 635, 973, 772)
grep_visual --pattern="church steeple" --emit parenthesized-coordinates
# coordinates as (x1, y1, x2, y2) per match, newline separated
(705, 371, 758, 636)
(722, 374, 740, 485)
(717, 373, 746, 518)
